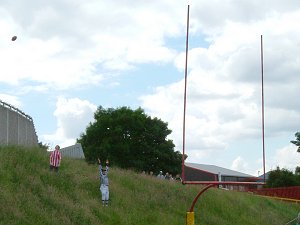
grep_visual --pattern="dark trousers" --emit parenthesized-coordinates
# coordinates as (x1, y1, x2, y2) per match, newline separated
(50, 165, 59, 172)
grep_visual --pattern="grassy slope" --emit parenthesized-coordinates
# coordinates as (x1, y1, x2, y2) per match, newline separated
(0, 146, 299, 225)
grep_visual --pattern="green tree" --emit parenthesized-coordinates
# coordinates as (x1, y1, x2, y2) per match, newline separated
(295, 166, 300, 175)
(266, 167, 298, 188)
(77, 106, 182, 175)
(38, 141, 49, 151)
(290, 132, 300, 152)
(295, 167, 300, 185)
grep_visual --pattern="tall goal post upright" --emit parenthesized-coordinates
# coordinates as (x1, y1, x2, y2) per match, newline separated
(261, 34, 266, 183)
(182, 4, 190, 183)
(181, 5, 266, 224)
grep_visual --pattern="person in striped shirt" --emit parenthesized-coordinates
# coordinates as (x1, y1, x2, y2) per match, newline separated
(49, 145, 62, 172)
(98, 158, 109, 206)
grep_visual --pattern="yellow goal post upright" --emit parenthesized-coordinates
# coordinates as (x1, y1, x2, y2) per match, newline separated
(181, 5, 266, 225)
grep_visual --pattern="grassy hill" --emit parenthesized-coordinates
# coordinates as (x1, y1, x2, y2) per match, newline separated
(0, 146, 299, 225)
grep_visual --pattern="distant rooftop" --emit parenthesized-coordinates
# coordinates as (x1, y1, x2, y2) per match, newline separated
(258, 171, 270, 180)
(185, 162, 254, 178)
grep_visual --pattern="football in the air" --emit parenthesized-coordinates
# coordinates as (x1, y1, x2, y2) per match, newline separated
(11, 36, 17, 41)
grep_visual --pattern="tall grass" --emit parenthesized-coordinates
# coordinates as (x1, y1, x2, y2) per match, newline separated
(0, 146, 299, 225)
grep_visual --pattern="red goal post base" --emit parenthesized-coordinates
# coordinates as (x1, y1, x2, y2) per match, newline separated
(185, 181, 266, 225)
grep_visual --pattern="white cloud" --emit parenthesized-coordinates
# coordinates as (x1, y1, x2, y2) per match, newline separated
(0, 0, 187, 92)
(0, 37, 104, 89)
(231, 156, 249, 173)
(42, 97, 97, 148)
(1, 0, 300, 171)
(191, 0, 300, 35)
(0, 94, 22, 108)
(141, 67, 261, 155)
(141, 2, 300, 169)
(270, 144, 300, 172)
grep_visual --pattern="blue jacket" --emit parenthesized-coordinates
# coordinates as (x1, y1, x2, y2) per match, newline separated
(99, 165, 109, 186)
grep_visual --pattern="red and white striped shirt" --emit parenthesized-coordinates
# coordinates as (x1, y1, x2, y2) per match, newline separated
(50, 149, 61, 167)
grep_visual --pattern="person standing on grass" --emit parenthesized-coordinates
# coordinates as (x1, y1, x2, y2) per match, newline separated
(98, 158, 109, 206)
(157, 170, 164, 179)
(49, 145, 61, 172)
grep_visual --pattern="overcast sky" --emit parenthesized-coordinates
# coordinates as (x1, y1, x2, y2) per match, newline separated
(1, 0, 300, 176)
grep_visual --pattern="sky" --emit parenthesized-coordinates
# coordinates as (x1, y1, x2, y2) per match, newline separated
(1, 0, 300, 176)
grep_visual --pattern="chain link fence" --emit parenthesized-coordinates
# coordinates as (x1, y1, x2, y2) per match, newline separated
(0, 100, 38, 146)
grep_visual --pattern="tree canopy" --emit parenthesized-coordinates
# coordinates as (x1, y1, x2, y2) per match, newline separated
(266, 167, 300, 188)
(290, 131, 300, 152)
(266, 132, 300, 187)
(77, 106, 182, 175)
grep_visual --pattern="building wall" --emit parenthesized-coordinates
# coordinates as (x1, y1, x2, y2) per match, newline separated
(0, 100, 38, 146)
(60, 143, 85, 159)
(184, 165, 258, 191)
(221, 176, 248, 182)
(184, 166, 216, 181)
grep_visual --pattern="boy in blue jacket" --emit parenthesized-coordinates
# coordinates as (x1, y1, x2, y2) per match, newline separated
(98, 158, 109, 206)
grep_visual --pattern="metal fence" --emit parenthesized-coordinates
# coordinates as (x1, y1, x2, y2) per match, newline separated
(252, 186, 300, 200)
(0, 100, 38, 146)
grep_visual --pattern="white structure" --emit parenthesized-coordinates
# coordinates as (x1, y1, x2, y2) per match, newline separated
(0, 99, 38, 146)
(60, 143, 85, 159)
